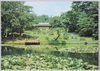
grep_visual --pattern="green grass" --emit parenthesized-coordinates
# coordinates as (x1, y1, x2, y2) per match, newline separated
(2, 28, 98, 44)
(24, 28, 98, 43)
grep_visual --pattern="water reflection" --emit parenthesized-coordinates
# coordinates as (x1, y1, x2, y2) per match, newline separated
(1, 43, 98, 65)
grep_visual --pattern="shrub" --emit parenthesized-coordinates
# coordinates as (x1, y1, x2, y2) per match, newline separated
(62, 41, 66, 44)
(45, 37, 49, 40)
(84, 41, 87, 45)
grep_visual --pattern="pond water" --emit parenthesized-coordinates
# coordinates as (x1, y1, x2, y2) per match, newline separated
(1, 43, 98, 65)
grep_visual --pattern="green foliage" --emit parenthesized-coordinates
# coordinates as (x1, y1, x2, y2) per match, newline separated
(76, 11, 93, 36)
(49, 16, 63, 27)
(60, 11, 78, 32)
(37, 15, 49, 23)
(1, 1, 36, 38)
(1, 1, 98, 40)
(60, 1, 98, 40)
(1, 53, 98, 70)
(72, 1, 98, 39)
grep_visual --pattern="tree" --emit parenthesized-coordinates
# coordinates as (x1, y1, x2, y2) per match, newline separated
(1, 1, 24, 37)
(37, 15, 49, 23)
(89, 2, 98, 39)
(1, 1, 35, 38)
(49, 16, 63, 27)
(76, 11, 93, 36)
(60, 10, 78, 32)
(70, 1, 98, 39)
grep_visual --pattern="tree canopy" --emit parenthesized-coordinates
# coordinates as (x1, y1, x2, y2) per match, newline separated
(59, 1, 98, 39)
(1, 1, 98, 40)
(1, 1, 36, 37)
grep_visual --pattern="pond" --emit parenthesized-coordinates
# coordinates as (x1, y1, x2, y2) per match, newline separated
(1, 43, 98, 66)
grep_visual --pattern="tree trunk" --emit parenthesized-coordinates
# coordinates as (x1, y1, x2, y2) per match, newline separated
(19, 27, 22, 40)
(55, 30, 60, 40)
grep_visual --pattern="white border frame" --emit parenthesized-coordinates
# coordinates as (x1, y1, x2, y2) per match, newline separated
(0, 0, 100, 71)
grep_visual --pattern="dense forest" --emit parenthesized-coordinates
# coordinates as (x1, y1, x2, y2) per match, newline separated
(1, 1, 98, 40)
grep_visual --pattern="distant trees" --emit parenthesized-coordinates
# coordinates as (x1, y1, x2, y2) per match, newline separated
(37, 15, 49, 23)
(49, 16, 62, 27)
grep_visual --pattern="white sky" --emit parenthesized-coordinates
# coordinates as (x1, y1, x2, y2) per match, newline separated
(24, 1, 72, 17)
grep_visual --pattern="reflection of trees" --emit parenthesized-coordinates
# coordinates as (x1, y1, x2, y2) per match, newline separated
(1, 46, 25, 55)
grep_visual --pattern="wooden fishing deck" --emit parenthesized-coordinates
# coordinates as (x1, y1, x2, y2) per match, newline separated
(25, 40, 40, 45)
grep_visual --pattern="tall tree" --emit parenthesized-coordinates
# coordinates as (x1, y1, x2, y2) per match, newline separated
(71, 1, 98, 39)
(1, 1, 35, 38)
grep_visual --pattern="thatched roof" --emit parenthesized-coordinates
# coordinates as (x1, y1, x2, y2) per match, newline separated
(35, 23, 51, 27)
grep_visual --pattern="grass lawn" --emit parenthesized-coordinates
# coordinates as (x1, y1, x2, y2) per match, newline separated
(2, 28, 98, 44)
